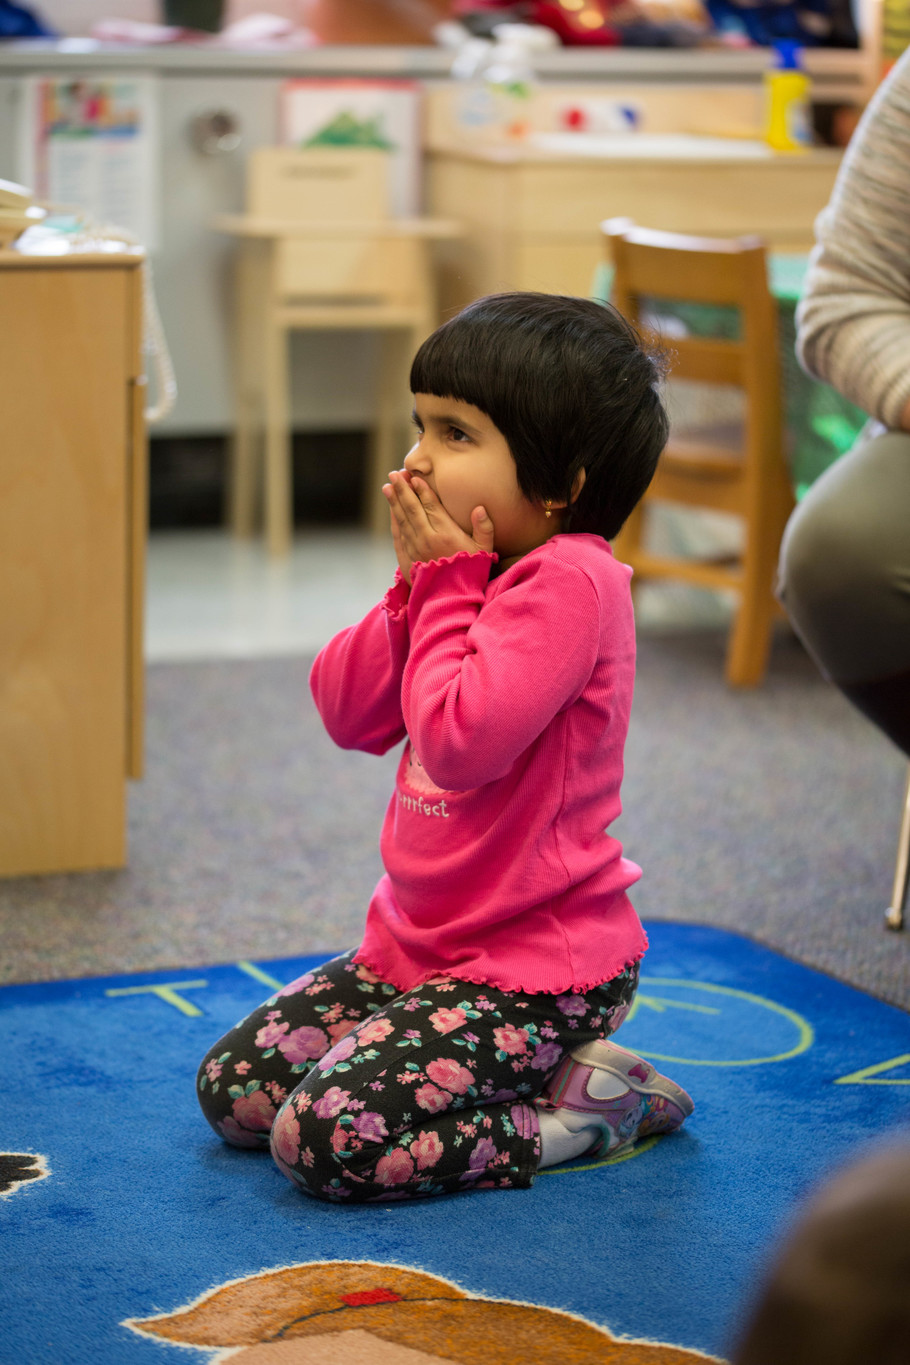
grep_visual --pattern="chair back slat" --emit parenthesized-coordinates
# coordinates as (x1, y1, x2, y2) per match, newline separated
(639, 331, 744, 386)
(604, 218, 767, 307)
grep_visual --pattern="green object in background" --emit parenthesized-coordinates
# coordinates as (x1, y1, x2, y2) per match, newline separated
(768, 253, 810, 302)
(772, 258, 867, 499)
(593, 255, 867, 500)
(302, 113, 394, 150)
(162, 0, 224, 31)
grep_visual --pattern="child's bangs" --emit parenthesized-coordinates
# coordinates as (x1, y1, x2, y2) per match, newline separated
(409, 322, 509, 418)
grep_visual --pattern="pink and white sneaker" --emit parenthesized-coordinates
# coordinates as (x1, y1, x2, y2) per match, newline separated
(539, 1039, 694, 1158)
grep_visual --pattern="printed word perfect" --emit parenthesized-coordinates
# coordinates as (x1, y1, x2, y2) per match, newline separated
(398, 792, 450, 818)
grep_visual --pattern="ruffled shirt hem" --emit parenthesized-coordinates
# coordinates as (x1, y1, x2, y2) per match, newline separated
(351, 942, 648, 998)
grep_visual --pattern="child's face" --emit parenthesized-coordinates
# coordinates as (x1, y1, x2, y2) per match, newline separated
(404, 394, 555, 569)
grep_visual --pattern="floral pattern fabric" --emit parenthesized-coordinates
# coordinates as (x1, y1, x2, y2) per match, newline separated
(197, 950, 639, 1202)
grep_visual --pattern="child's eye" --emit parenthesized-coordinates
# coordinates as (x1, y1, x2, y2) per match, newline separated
(448, 426, 470, 443)
(410, 415, 424, 436)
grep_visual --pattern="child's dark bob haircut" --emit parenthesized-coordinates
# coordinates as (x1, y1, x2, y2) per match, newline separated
(410, 292, 668, 542)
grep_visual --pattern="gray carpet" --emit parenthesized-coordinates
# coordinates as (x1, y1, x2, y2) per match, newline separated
(2, 628, 909, 1011)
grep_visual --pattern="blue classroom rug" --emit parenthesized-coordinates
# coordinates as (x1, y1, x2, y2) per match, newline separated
(3, 921, 910, 1365)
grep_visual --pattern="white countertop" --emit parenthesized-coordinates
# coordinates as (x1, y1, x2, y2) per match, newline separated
(0, 40, 869, 114)
(532, 130, 777, 157)
(0, 38, 777, 80)
(428, 133, 843, 165)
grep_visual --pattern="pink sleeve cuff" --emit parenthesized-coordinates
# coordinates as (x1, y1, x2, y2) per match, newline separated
(409, 550, 497, 596)
(382, 570, 411, 622)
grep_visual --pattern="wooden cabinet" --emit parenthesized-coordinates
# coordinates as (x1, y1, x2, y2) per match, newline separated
(426, 143, 843, 316)
(0, 247, 147, 876)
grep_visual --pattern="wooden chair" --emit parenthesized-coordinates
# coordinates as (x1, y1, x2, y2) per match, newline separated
(887, 765, 910, 930)
(216, 147, 458, 555)
(602, 218, 795, 687)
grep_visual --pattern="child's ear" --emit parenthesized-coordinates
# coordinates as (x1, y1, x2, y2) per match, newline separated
(549, 469, 587, 511)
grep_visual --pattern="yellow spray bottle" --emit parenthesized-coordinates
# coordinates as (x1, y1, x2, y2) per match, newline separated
(764, 41, 812, 151)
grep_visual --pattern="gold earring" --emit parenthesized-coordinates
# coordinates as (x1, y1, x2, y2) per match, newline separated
(544, 500, 552, 519)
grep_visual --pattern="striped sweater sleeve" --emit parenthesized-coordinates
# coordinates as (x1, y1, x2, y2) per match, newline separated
(796, 48, 910, 429)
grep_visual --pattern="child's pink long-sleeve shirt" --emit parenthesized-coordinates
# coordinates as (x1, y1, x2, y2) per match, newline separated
(309, 532, 647, 995)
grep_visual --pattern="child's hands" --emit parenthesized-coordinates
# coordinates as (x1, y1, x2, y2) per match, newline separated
(384, 469, 494, 586)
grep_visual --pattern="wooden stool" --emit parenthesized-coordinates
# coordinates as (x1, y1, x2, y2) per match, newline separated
(603, 217, 795, 688)
(216, 148, 459, 555)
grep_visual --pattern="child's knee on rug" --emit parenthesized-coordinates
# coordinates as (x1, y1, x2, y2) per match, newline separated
(269, 1096, 351, 1198)
(266, 1072, 545, 1203)
(268, 1089, 456, 1202)
(195, 1032, 276, 1151)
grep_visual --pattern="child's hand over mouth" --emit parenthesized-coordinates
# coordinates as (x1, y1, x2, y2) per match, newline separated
(384, 469, 495, 586)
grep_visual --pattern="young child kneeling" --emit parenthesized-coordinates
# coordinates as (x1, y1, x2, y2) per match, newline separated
(197, 292, 694, 1202)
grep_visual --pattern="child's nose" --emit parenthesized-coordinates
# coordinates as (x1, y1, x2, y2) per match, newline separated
(404, 445, 428, 474)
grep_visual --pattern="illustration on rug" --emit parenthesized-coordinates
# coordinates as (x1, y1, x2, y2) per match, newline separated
(0, 1152, 49, 1198)
(127, 1260, 722, 1364)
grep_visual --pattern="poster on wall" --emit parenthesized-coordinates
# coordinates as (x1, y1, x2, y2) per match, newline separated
(19, 75, 159, 250)
(280, 78, 422, 217)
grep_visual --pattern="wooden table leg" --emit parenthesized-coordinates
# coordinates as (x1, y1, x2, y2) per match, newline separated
(264, 314, 293, 557)
(228, 241, 265, 538)
(366, 327, 410, 537)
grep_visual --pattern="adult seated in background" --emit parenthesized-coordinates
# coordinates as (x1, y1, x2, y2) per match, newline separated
(778, 46, 910, 760)
(731, 1141, 910, 1365)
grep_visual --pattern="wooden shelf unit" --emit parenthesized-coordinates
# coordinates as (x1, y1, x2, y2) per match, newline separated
(0, 245, 147, 877)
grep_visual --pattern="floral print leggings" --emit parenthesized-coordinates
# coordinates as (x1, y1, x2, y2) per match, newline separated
(197, 950, 639, 1203)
